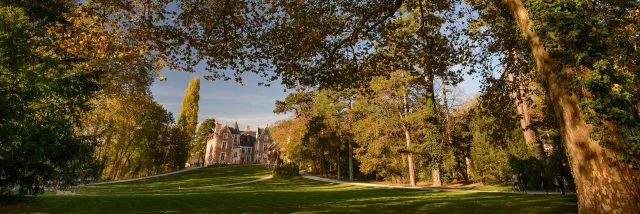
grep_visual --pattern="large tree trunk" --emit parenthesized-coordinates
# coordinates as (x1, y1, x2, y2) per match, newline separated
(465, 156, 471, 182)
(320, 151, 329, 178)
(336, 120, 342, 180)
(503, 0, 640, 212)
(433, 78, 450, 187)
(507, 72, 542, 158)
(403, 84, 416, 186)
(347, 99, 354, 182)
(432, 168, 442, 187)
(404, 127, 416, 187)
(348, 141, 353, 181)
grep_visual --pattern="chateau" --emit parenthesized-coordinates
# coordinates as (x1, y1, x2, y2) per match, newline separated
(204, 122, 275, 166)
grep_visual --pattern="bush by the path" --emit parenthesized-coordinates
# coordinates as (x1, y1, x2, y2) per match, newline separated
(272, 164, 299, 178)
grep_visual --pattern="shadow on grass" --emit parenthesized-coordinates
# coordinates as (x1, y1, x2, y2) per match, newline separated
(1, 177, 578, 214)
(78, 164, 271, 194)
(0, 196, 36, 206)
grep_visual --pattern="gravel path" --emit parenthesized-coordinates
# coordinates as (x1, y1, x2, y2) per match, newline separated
(300, 172, 574, 195)
(88, 166, 203, 186)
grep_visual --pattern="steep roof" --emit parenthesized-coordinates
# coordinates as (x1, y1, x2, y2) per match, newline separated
(239, 134, 256, 147)
(228, 127, 240, 135)
(233, 122, 240, 134)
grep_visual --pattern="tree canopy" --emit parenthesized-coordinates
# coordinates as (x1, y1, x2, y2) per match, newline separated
(2, 0, 639, 211)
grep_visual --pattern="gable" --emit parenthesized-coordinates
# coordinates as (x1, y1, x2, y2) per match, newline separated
(217, 126, 233, 139)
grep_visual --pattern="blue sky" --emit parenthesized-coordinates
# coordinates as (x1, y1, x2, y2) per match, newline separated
(150, 67, 292, 131)
(151, 69, 483, 131)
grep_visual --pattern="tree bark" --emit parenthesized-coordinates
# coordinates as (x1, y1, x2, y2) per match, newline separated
(502, 0, 640, 212)
(320, 152, 329, 178)
(347, 99, 354, 182)
(403, 84, 416, 186)
(404, 126, 416, 186)
(348, 141, 354, 181)
(432, 168, 441, 187)
(336, 124, 342, 180)
(465, 156, 471, 182)
(432, 78, 450, 187)
(507, 72, 541, 158)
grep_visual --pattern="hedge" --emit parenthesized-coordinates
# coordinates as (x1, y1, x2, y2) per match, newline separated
(272, 164, 300, 178)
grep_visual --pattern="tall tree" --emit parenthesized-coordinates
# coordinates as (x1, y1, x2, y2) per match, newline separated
(178, 77, 201, 137)
(0, 2, 101, 195)
(174, 77, 200, 168)
(353, 71, 431, 186)
(499, 0, 640, 212)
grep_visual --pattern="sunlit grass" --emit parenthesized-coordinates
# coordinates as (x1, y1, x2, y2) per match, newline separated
(77, 164, 271, 194)
(1, 165, 577, 213)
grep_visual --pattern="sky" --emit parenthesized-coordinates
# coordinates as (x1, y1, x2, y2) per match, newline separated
(151, 66, 483, 132)
(151, 67, 292, 131)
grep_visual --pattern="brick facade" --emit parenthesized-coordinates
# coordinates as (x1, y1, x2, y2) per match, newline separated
(254, 129, 274, 163)
(205, 122, 275, 166)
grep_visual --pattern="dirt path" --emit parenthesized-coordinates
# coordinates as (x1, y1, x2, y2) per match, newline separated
(300, 172, 574, 195)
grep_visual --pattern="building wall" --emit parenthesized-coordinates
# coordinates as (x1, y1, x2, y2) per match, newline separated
(255, 129, 274, 163)
(232, 146, 254, 163)
(205, 123, 272, 165)
(205, 124, 234, 165)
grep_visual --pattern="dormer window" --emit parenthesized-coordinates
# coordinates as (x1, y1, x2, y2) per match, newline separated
(223, 133, 228, 139)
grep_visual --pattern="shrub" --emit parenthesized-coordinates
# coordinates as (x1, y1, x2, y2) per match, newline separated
(272, 164, 300, 178)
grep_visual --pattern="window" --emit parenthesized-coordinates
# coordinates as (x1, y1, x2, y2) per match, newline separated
(222, 141, 227, 149)
(233, 152, 237, 158)
(246, 156, 251, 162)
(264, 135, 269, 141)
(248, 148, 252, 153)
(223, 133, 228, 139)
(220, 152, 226, 161)
(241, 148, 245, 153)
(263, 144, 267, 151)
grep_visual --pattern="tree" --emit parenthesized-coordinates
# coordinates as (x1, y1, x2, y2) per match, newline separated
(174, 77, 200, 168)
(0, 3, 101, 195)
(352, 71, 431, 186)
(81, 0, 640, 210)
(192, 118, 216, 165)
(498, 0, 640, 212)
(178, 77, 201, 137)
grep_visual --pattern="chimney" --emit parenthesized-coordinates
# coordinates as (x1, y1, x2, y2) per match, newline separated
(246, 125, 251, 133)
(215, 121, 222, 132)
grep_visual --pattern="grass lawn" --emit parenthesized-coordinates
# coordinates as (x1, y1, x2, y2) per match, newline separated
(0, 165, 578, 213)
(77, 164, 272, 194)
